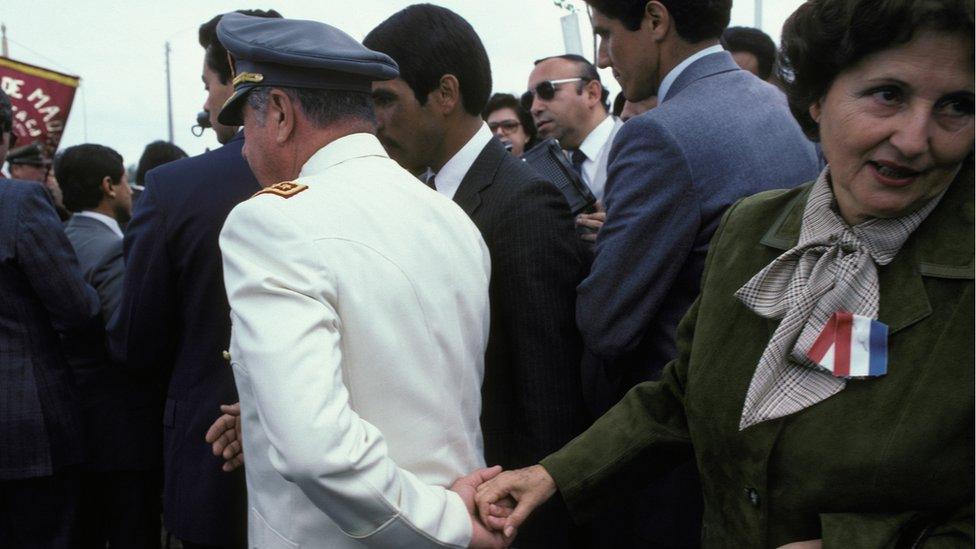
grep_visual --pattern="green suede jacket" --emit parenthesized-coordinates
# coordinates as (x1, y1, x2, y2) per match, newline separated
(542, 164, 974, 548)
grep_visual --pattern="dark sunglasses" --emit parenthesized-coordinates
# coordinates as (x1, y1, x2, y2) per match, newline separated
(520, 77, 587, 110)
(488, 119, 521, 133)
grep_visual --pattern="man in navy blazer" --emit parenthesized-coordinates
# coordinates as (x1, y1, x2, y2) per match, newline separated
(107, 10, 279, 548)
(576, 0, 821, 546)
(0, 90, 101, 548)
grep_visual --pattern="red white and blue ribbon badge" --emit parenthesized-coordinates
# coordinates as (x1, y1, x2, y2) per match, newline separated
(806, 311, 889, 378)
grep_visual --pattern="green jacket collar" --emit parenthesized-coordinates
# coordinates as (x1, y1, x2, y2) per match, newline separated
(758, 163, 974, 334)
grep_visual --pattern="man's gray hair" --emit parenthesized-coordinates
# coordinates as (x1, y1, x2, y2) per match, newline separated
(246, 86, 376, 127)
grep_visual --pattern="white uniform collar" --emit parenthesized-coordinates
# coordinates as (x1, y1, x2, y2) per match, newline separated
(299, 133, 389, 180)
(75, 210, 124, 239)
(429, 123, 493, 200)
(657, 44, 725, 103)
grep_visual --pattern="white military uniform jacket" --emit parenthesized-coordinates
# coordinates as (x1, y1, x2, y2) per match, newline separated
(219, 133, 490, 548)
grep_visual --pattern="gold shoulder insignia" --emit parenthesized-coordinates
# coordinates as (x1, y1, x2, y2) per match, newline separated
(252, 181, 308, 199)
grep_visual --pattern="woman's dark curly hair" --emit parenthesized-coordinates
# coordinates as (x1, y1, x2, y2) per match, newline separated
(482, 93, 538, 150)
(779, 0, 974, 141)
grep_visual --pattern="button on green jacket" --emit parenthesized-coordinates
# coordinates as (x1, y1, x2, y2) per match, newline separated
(542, 164, 974, 548)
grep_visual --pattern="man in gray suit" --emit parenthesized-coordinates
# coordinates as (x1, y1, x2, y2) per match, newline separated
(574, 0, 820, 546)
(58, 144, 163, 548)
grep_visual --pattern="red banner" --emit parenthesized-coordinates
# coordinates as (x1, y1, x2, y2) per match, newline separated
(0, 57, 80, 159)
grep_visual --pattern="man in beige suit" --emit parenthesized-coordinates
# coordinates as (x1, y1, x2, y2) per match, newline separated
(212, 13, 508, 549)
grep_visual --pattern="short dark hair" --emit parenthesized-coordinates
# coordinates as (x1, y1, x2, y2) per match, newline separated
(780, 0, 974, 140)
(534, 54, 610, 111)
(247, 87, 375, 128)
(482, 93, 537, 141)
(199, 9, 283, 85)
(0, 88, 11, 135)
(363, 4, 492, 116)
(55, 144, 125, 212)
(722, 26, 776, 80)
(136, 140, 188, 184)
(586, 0, 731, 43)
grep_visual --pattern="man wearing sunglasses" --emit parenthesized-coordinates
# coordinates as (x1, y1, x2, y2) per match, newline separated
(524, 54, 620, 206)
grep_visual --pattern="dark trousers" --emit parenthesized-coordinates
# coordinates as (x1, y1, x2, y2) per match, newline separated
(0, 469, 83, 548)
(79, 469, 162, 548)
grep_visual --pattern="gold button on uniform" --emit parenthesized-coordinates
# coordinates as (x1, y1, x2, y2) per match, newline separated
(222, 350, 231, 362)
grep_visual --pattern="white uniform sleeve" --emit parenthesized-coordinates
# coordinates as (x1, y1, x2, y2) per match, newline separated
(220, 198, 472, 548)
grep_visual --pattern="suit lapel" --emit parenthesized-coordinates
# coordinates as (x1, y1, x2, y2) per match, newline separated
(453, 138, 506, 216)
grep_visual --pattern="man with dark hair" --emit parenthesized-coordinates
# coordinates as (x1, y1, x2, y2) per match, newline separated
(211, 12, 503, 548)
(107, 9, 281, 549)
(722, 26, 777, 81)
(198, 9, 282, 144)
(525, 54, 619, 204)
(0, 89, 100, 548)
(365, 5, 587, 547)
(58, 144, 162, 548)
(524, 0, 818, 546)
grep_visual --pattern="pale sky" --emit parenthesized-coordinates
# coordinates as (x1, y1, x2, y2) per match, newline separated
(2, 0, 806, 169)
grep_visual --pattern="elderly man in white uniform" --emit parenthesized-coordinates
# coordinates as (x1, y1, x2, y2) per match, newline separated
(213, 13, 503, 549)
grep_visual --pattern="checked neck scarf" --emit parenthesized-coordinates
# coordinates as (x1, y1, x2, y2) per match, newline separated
(735, 167, 945, 430)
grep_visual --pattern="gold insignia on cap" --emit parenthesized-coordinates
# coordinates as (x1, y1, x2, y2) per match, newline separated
(252, 181, 309, 199)
(232, 72, 264, 86)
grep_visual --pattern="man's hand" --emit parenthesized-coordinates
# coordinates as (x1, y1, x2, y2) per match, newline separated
(204, 402, 243, 472)
(576, 200, 606, 243)
(451, 466, 513, 549)
(475, 465, 557, 538)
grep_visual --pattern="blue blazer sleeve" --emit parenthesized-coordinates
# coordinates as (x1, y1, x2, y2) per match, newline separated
(108, 172, 176, 370)
(16, 184, 99, 331)
(577, 116, 699, 362)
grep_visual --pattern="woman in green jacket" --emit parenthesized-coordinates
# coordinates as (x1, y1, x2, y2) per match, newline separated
(475, 0, 975, 546)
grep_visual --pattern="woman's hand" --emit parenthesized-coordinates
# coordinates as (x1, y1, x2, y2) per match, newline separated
(474, 465, 557, 537)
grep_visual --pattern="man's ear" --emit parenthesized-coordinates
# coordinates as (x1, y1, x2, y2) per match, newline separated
(645, 1, 671, 42)
(584, 79, 604, 107)
(101, 175, 117, 199)
(268, 88, 297, 143)
(431, 74, 462, 115)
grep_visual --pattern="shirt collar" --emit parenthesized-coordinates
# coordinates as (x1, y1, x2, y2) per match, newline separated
(577, 115, 616, 162)
(75, 210, 124, 239)
(430, 123, 493, 200)
(299, 133, 389, 180)
(657, 44, 725, 103)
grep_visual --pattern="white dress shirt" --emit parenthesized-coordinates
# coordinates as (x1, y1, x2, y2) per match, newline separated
(430, 123, 493, 199)
(576, 115, 618, 199)
(75, 210, 124, 239)
(657, 44, 725, 102)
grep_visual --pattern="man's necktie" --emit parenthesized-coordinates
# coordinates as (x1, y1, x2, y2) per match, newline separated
(426, 173, 437, 190)
(570, 149, 587, 179)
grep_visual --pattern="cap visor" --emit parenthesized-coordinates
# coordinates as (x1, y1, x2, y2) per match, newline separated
(217, 85, 253, 127)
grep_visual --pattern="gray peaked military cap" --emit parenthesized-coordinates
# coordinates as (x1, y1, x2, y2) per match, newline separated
(216, 12, 399, 126)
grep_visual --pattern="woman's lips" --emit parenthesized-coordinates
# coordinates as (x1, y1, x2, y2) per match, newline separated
(868, 160, 922, 187)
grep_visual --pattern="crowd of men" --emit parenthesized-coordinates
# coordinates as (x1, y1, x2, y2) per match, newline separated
(0, 1, 821, 548)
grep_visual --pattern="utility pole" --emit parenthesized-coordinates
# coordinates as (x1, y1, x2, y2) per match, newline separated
(165, 41, 174, 143)
(754, 0, 763, 30)
(1, 24, 8, 57)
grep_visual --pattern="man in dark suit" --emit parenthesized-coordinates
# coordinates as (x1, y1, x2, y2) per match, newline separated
(364, 6, 587, 547)
(574, 0, 821, 546)
(0, 89, 101, 548)
(107, 10, 280, 549)
(58, 143, 162, 548)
